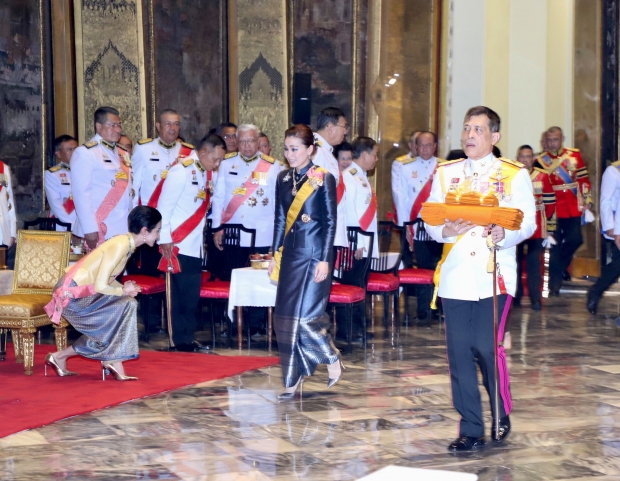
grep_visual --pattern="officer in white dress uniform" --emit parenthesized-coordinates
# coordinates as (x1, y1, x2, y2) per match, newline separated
(211, 124, 283, 253)
(70, 107, 134, 251)
(45, 135, 78, 231)
(132, 109, 194, 208)
(313, 107, 349, 247)
(343, 137, 379, 259)
(158, 134, 226, 352)
(424, 106, 536, 452)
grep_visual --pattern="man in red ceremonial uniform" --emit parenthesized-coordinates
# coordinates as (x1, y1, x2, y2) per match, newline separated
(45, 135, 78, 232)
(515, 145, 556, 310)
(536, 126, 591, 295)
(158, 134, 226, 352)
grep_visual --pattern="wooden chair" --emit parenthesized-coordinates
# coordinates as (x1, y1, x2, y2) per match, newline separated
(200, 223, 256, 348)
(329, 227, 374, 353)
(398, 220, 436, 324)
(367, 222, 402, 334)
(0, 230, 71, 374)
(23, 217, 72, 232)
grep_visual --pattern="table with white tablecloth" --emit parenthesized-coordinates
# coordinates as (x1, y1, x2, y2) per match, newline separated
(228, 267, 278, 349)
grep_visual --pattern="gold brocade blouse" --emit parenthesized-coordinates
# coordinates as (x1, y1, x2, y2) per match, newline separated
(67, 234, 136, 296)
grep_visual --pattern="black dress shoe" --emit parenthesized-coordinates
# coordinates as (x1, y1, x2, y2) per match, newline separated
(491, 416, 511, 443)
(549, 289, 560, 297)
(562, 270, 571, 281)
(448, 436, 485, 452)
(587, 297, 598, 315)
(192, 340, 210, 351)
(531, 301, 542, 311)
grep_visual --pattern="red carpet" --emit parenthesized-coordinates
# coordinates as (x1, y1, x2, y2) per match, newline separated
(1, 344, 278, 438)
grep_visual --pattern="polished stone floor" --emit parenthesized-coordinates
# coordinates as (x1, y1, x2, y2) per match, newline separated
(3, 286, 620, 480)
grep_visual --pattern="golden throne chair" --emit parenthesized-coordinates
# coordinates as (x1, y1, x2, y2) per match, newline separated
(0, 230, 71, 375)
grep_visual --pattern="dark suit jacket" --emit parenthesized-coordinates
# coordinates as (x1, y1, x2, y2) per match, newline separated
(271, 163, 337, 262)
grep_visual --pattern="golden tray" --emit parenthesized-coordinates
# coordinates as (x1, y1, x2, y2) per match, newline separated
(250, 259, 270, 269)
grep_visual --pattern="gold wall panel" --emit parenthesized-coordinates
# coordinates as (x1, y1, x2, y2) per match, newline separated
(572, 0, 601, 275)
(229, 0, 289, 158)
(74, 0, 147, 143)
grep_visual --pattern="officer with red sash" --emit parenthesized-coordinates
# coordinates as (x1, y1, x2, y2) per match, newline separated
(536, 126, 592, 295)
(313, 107, 349, 248)
(515, 145, 556, 310)
(71, 107, 134, 251)
(391, 131, 442, 320)
(45, 135, 78, 232)
(343, 137, 379, 259)
(158, 134, 226, 352)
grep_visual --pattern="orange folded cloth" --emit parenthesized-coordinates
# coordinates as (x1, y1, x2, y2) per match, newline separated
(421, 203, 524, 230)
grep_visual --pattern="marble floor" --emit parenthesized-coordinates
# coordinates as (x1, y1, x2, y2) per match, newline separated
(4, 286, 620, 480)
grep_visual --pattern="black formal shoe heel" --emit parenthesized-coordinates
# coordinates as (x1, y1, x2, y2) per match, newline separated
(101, 362, 138, 381)
(44, 353, 78, 377)
(491, 416, 511, 443)
(327, 358, 345, 389)
(448, 436, 485, 452)
(278, 376, 304, 400)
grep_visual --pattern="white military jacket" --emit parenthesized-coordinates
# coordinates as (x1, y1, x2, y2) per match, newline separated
(391, 153, 438, 227)
(600, 161, 620, 240)
(158, 152, 212, 258)
(313, 132, 347, 247)
(131, 137, 194, 207)
(70, 134, 134, 239)
(0, 161, 16, 245)
(44, 162, 76, 231)
(211, 151, 283, 247)
(424, 154, 536, 300)
(343, 161, 379, 258)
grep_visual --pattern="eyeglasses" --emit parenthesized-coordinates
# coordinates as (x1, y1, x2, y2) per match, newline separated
(238, 139, 258, 145)
(336, 123, 349, 132)
(104, 122, 123, 130)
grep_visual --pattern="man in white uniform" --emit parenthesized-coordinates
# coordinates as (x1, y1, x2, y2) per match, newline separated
(313, 107, 348, 247)
(70, 106, 134, 251)
(158, 133, 226, 352)
(0, 157, 16, 249)
(424, 106, 536, 451)
(45, 135, 78, 231)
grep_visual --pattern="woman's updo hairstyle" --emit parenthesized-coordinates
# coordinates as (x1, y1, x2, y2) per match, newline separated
(128, 206, 162, 234)
(285, 124, 316, 153)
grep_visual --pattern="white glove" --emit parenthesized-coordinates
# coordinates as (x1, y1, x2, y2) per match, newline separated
(582, 208, 595, 224)
(541, 235, 557, 248)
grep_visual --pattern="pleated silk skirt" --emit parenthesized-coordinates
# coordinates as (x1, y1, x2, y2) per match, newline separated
(274, 247, 339, 387)
(54, 277, 139, 362)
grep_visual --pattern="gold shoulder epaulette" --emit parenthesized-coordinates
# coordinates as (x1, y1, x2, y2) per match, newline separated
(499, 157, 525, 168)
(181, 158, 194, 167)
(438, 158, 464, 166)
(349, 168, 357, 175)
(224, 152, 237, 160)
(84, 140, 98, 149)
(260, 153, 275, 164)
(137, 138, 152, 145)
(49, 164, 62, 172)
(401, 155, 416, 165)
(611, 160, 620, 167)
(395, 154, 409, 163)
(181, 141, 194, 149)
(566, 147, 580, 152)
(316, 139, 323, 147)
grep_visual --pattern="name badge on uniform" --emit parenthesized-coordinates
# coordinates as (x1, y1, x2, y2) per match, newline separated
(229, 171, 238, 175)
(149, 158, 159, 162)
(103, 158, 112, 163)
(233, 187, 247, 196)
(252, 171, 268, 185)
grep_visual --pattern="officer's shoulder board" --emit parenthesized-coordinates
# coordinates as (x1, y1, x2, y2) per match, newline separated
(315, 139, 323, 147)
(611, 159, 620, 168)
(49, 164, 62, 172)
(224, 152, 237, 160)
(181, 141, 195, 150)
(437, 158, 464, 167)
(396, 154, 415, 165)
(349, 168, 358, 175)
(499, 157, 525, 169)
(84, 140, 98, 149)
(137, 138, 153, 145)
(566, 147, 580, 153)
(181, 158, 194, 167)
(260, 153, 275, 164)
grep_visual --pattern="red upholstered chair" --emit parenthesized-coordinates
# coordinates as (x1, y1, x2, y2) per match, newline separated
(398, 221, 436, 324)
(329, 227, 374, 353)
(200, 223, 256, 348)
(121, 274, 166, 342)
(367, 222, 402, 335)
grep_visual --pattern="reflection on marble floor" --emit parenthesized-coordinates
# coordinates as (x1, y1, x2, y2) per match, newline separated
(4, 292, 620, 480)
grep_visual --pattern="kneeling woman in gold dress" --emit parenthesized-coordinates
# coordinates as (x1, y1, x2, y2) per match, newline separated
(44, 206, 162, 381)
(268, 124, 343, 399)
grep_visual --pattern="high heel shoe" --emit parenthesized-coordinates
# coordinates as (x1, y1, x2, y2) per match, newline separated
(327, 358, 345, 389)
(101, 362, 138, 381)
(44, 353, 78, 377)
(278, 376, 304, 400)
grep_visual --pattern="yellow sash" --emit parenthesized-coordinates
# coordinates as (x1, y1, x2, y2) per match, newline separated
(270, 167, 328, 282)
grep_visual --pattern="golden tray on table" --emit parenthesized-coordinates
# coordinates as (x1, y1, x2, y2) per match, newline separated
(249, 254, 272, 269)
